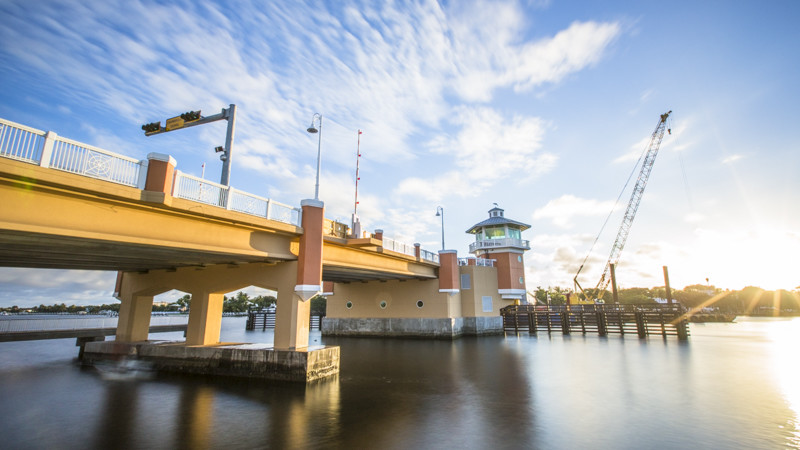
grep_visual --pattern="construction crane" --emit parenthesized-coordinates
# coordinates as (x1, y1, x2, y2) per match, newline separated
(574, 110, 672, 303)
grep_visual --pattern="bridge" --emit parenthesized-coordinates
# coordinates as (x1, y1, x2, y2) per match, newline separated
(0, 117, 445, 381)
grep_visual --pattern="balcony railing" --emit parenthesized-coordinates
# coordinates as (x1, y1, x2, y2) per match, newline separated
(458, 258, 495, 267)
(469, 238, 530, 253)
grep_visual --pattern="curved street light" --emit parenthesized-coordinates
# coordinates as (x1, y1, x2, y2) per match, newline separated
(306, 113, 323, 200)
(435, 206, 445, 250)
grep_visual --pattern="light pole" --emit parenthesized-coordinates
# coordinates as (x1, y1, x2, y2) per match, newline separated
(435, 206, 445, 250)
(306, 113, 323, 200)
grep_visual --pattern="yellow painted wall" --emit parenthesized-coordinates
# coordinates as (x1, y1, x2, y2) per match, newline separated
(327, 279, 460, 319)
(326, 264, 515, 320)
(458, 265, 514, 316)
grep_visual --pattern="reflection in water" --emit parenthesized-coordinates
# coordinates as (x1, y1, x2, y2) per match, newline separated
(1, 317, 800, 448)
(767, 319, 800, 446)
(176, 384, 214, 450)
(95, 379, 139, 449)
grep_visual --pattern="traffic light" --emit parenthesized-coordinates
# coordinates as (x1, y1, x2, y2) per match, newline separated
(180, 110, 202, 122)
(141, 121, 161, 133)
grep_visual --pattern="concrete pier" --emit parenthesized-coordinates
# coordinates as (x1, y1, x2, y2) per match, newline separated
(82, 340, 340, 382)
(322, 316, 503, 338)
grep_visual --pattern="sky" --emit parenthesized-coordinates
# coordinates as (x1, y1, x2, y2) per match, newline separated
(1, 0, 799, 307)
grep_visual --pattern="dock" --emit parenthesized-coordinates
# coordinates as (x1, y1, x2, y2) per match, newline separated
(501, 304, 689, 340)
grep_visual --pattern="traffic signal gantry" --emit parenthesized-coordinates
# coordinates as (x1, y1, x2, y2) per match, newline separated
(141, 104, 237, 186)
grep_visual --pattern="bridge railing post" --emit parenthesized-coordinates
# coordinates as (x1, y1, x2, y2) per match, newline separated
(39, 131, 57, 168)
(225, 185, 234, 210)
(136, 159, 149, 189)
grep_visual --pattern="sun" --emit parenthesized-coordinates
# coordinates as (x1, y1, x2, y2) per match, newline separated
(685, 225, 800, 291)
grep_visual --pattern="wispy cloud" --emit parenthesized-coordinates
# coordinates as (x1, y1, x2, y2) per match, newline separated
(722, 154, 744, 164)
(0, 0, 625, 304)
(533, 194, 616, 228)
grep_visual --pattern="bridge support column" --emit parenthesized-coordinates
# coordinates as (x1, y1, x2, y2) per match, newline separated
(276, 279, 312, 349)
(294, 199, 324, 302)
(186, 291, 224, 346)
(276, 199, 324, 349)
(117, 294, 154, 342)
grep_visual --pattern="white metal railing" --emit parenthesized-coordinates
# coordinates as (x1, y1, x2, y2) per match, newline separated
(49, 135, 144, 186)
(469, 238, 530, 253)
(420, 249, 440, 263)
(458, 257, 495, 267)
(172, 170, 301, 226)
(381, 236, 417, 257)
(0, 117, 145, 187)
(0, 119, 45, 163)
(173, 170, 229, 207)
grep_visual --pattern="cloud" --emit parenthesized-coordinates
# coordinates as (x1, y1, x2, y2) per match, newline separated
(533, 194, 615, 228)
(683, 212, 705, 223)
(397, 106, 557, 201)
(0, 0, 626, 305)
(722, 154, 743, 164)
(0, 268, 117, 307)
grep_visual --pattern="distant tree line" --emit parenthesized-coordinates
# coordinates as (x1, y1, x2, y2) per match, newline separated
(1, 292, 328, 315)
(530, 285, 800, 314)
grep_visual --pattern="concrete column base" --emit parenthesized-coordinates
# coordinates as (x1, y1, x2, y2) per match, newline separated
(82, 340, 339, 382)
(321, 316, 503, 339)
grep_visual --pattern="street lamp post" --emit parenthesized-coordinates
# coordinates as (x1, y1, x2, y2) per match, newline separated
(306, 113, 323, 200)
(435, 206, 445, 250)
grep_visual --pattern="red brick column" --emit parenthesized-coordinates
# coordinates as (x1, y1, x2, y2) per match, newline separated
(144, 153, 177, 195)
(438, 250, 459, 294)
(294, 199, 324, 300)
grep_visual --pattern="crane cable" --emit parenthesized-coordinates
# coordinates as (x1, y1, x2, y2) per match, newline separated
(671, 114, 694, 212)
(575, 133, 651, 278)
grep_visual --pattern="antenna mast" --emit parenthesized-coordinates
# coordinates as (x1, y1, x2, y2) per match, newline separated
(351, 130, 363, 238)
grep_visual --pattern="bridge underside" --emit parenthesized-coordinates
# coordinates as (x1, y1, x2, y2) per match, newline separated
(0, 229, 288, 271)
(321, 240, 438, 283)
(323, 265, 434, 283)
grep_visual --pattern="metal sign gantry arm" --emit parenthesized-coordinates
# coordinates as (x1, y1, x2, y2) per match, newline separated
(142, 104, 237, 186)
(575, 110, 671, 302)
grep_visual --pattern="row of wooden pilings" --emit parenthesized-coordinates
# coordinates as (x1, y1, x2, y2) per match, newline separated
(501, 304, 690, 340)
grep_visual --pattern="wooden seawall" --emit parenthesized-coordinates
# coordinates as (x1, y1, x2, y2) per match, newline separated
(501, 304, 689, 340)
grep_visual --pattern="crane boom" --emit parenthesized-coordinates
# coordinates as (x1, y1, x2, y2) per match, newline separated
(576, 110, 671, 302)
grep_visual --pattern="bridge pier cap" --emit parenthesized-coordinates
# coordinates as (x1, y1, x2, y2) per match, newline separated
(294, 198, 324, 301)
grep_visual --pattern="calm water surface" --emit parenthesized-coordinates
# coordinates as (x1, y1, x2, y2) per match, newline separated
(0, 316, 798, 449)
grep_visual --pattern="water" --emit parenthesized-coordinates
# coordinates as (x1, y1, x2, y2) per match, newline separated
(0, 316, 798, 449)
